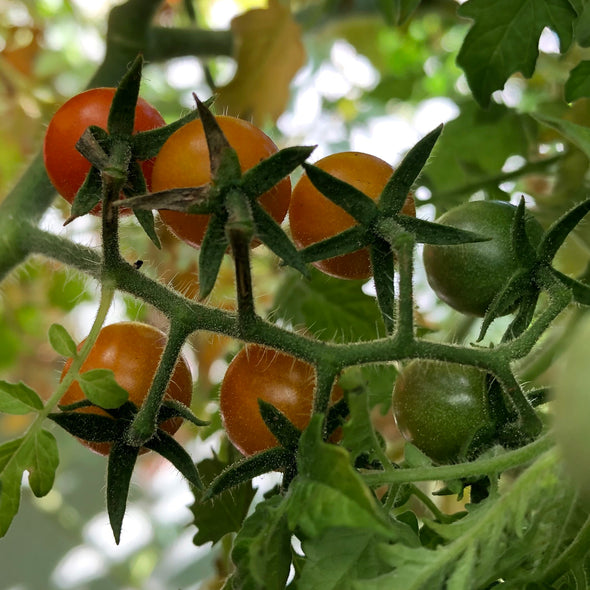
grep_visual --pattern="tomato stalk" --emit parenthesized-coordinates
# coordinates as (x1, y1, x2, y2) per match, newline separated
(394, 233, 416, 344)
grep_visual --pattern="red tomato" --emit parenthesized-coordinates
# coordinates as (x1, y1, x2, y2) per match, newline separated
(43, 88, 165, 212)
(219, 344, 342, 456)
(289, 152, 416, 280)
(60, 322, 192, 455)
(151, 116, 291, 249)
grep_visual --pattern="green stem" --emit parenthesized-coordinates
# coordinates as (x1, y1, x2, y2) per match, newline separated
(312, 365, 338, 416)
(395, 234, 415, 343)
(362, 434, 553, 487)
(407, 484, 455, 524)
(126, 320, 192, 446)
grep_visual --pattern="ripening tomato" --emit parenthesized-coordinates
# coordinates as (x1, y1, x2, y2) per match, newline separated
(43, 87, 165, 211)
(289, 152, 416, 280)
(151, 116, 291, 249)
(422, 200, 544, 317)
(392, 360, 495, 464)
(60, 322, 192, 455)
(219, 344, 342, 456)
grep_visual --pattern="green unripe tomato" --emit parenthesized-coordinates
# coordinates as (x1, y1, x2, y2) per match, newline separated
(423, 200, 544, 317)
(392, 360, 496, 463)
(553, 314, 590, 500)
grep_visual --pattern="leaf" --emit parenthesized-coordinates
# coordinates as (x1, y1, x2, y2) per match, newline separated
(271, 268, 385, 343)
(0, 431, 59, 537)
(533, 112, 590, 159)
(229, 495, 292, 590)
(0, 381, 43, 414)
(216, 0, 306, 125)
(48, 323, 77, 357)
(191, 454, 256, 546)
(457, 0, 577, 106)
(565, 61, 590, 102)
(78, 369, 129, 409)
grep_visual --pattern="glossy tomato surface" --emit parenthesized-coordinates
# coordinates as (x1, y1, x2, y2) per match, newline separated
(289, 152, 416, 280)
(60, 321, 192, 455)
(392, 360, 495, 464)
(43, 87, 165, 210)
(219, 344, 342, 456)
(151, 116, 291, 249)
(422, 200, 544, 316)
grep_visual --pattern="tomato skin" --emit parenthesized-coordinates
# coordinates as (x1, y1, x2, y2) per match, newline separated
(392, 360, 495, 464)
(219, 344, 342, 456)
(151, 116, 291, 249)
(60, 322, 192, 455)
(289, 152, 416, 280)
(43, 88, 165, 212)
(422, 200, 544, 316)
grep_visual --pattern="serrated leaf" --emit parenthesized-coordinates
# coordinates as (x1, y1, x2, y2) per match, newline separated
(48, 411, 120, 442)
(457, 0, 576, 106)
(271, 268, 384, 343)
(191, 454, 256, 546)
(78, 369, 129, 409)
(0, 381, 43, 414)
(0, 431, 59, 537)
(230, 495, 292, 590)
(302, 162, 379, 226)
(48, 323, 77, 357)
(107, 440, 139, 544)
(216, 0, 305, 124)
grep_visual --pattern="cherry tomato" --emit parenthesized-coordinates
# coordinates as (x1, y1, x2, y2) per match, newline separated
(43, 87, 165, 212)
(288, 152, 416, 280)
(60, 321, 192, 455)
(422, 200, 544, 316)
(151, 116, 291, 249)
(392, 360, 495, 463)
(219, 344, 342, 456)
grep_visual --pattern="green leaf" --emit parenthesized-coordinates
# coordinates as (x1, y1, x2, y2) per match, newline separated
(229, 495, 292, 590)
(0, 381, 43, 414)
(302, 162, 379, 226)
(457, 0, 576, 106)
(78, 369, 129, 409)
(565, 61, 590, 102)
(533, 112, 590, 159)
(48, 323, 77, 357)
(107, 440, 140, 544)
(271, 268, 385, 343)
(48, 411, 120, 442)
(0, 431, 59, 537)
(191, 454, 256, 546)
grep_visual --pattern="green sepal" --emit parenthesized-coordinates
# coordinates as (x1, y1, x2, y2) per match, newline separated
(144, 429, 203, 489)
(551, 268, 590, 305)
(48, 411, 121, 443)
(202, 447, 292, 500)
(370, 240, 396, 335)
(69, 164, 103, 219)
(183, 0, 196, 21)
(537, 197, 590, 263)
(394, 215, 489, 245)
(241, 145, 315, 199)
(115, 185, 213, 213)
(0, 381, 43, 415)
(258, 399, 301, 452)
(199, 209, 230, 299)
(159, 399, 210, 427)
(299, 225, 369, 263)
(107, 440, 140, 544)
(379, 124, 442, 215)
(134, 208, 161, 248)
(75, 125, 110, 171)
(302, 162, 379, 226)
(512, 198, 538, 267)
(478, 268, 532, 341)
(250, 202, 309, 276)
(108, 54, 143, 136)
(502, 288, 539, 342)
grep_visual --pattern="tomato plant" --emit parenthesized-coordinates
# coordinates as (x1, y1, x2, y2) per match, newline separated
(219, 344, 342, 456)
(422, 200, 544, 317)
(392, 360, 495, 464)
(43, 87, 165, 211)
(151, 115, 291, 249)
(289, 151, 416, 280)
(60, 321, 192, 455)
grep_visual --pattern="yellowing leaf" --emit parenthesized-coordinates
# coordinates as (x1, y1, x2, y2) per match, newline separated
(216, 0, 306, 125)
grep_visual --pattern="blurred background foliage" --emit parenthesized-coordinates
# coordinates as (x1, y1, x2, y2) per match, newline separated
(2, 0, 590, 588)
